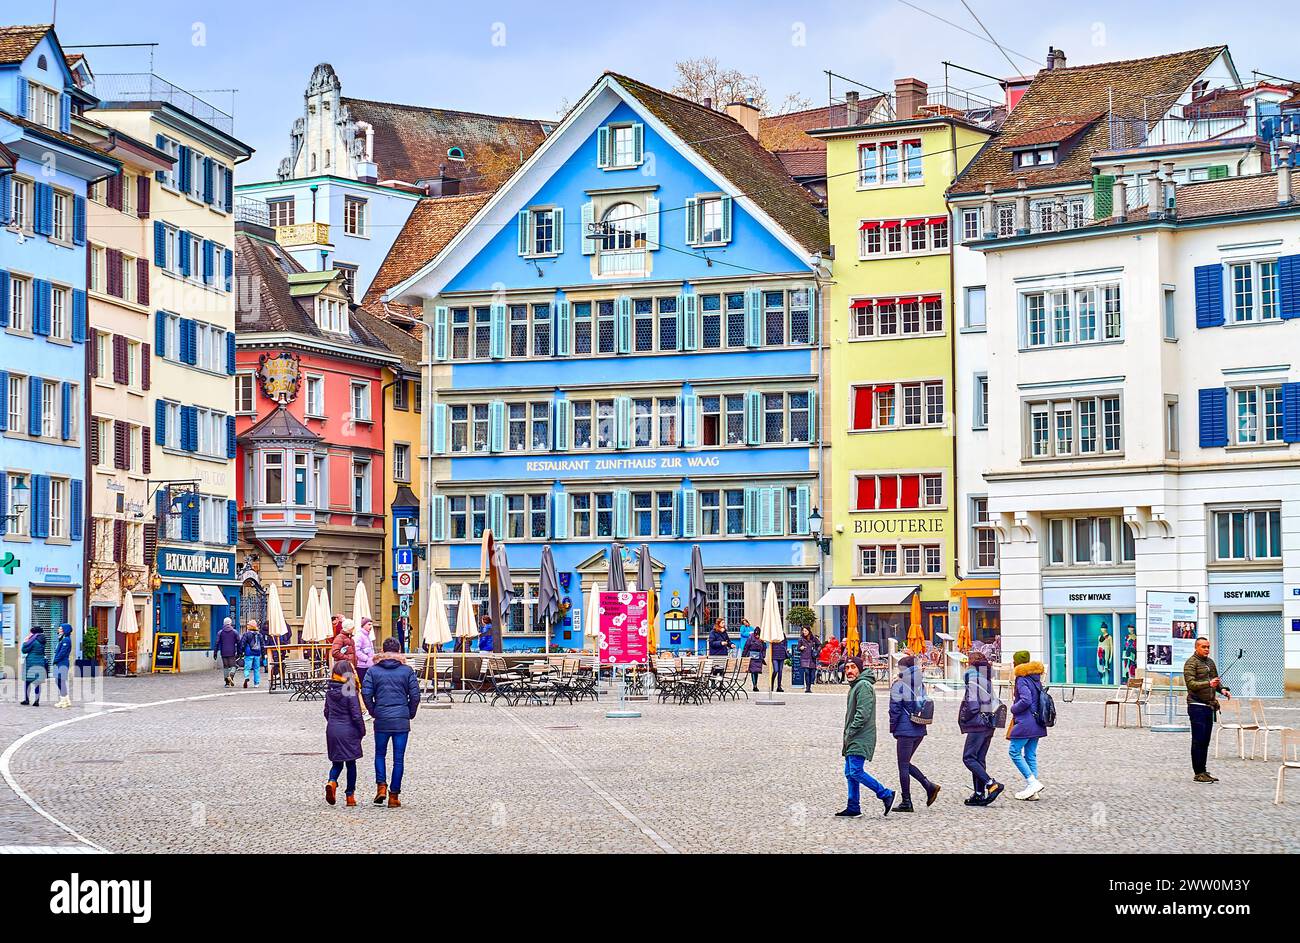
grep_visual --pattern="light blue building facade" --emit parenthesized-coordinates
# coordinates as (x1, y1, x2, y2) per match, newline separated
(0, 26, 118, 664)
(386, 74, 830, 651)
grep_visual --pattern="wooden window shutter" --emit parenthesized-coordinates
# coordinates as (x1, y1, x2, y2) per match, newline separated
(114, 419, 129, 470)
(137, 175, 150, 218)
(137, 258, 149, 306)
(141, 342, 151, 391)
(113, 334, 128, 384)
(88, 416, 100, 465)
(143, 522, 158, 564)
(113, 519, 126, 563)
(142, 429, 152, 475)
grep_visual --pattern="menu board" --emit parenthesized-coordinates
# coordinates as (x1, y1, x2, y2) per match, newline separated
(1145, 591, 1199, 674)
(152, 632, 181, 673)
(598, 591, 649, 665)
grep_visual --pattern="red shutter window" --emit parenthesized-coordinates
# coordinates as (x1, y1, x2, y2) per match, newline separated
(113, 334, 128, 384)
(137, 175, 150, 219)
(855, 476, 876, 511)
(105, 248, 122, 297)
(899, 474, 921, 509)
(106, 173, 122, 211)
(88, 416, 100, 465)
(113, 519, 126, 562)
(89, 328, 99, 378)
(114, 419, 129, 470)
(87, 518, 97, 558)
(137, 258, 149, 306)
(142, 430, 152, 475)
(878, 475, 898, 510)
(141, 342, 151, 391)
(852, 386, 873, 430)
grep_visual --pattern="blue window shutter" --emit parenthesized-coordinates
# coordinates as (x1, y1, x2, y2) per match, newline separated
(489, 400, 505, 452)
(554, 300, 571, 355)
(808, 285, 820, 344)
(0, 476, 6, 536)
(1198, 387, 1228, 448)
(202, 240, 215, 284)
(59, 93, 71, 133)
(28, 376, 42, 436)
(614, 490, 630, 539)
(224, 248, 233, 292)
(226, 415, 237, 458)
(36, 184, 53, 236)
(616, 296, 632, 354)
(183, 498, 199, 543)
(488, 493, 505, 537)
(61, 381, 72, 440)
(1194, 263, 1225, 328)
(155, 311, 167, 357)
(794, 485, 811, 535)
(681, 392, 698, 448)
(596, 127, 610, 169)
(1282, 382, 1300, 443)
(33, 279, 50, 335)
(202, 158, 214, 204)
(489, 303, 506, 359)
(550, 492, 568, 540)
(178, 232, 191, 277)
(72, 195, 86, 245)
(226, 331, 236, 375)
(681, 293, 698, 350)
(433, 306, 449, 360)
(680, 488, 698, 538)
(553, 399, 570, 451)
(178, 146, 191, 193)
(69, 480, 84, 541)
(0, 180, 9, 226)
(552, 207, 564, 254)
(580, 203, 595, 255)
(227, 499, 238, 546)
(432, 403, 447, 454)
(154, 222, 166, 267)
(183, 319, 197, 365)
(182, 405, 197, 452)
(155, 134, 166, 182)
(745, 289, 762, 347)
(155, 399, 166, 444)
(430, 494, 446, 542)
(15, 77, 27, 118)
(31, 476, 50, 538)
(517, 210, 530, 256)
(71, 289, 87, 342)
(744, 390, 762, 445)
(1278, 255, 1300, 320)
(0, 270, 8, 327)
(720, 195, 733, 243)
(0, 369, 7, 432)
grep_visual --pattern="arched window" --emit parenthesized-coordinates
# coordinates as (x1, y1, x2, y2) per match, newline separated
(447, 146, 465, 160)
(600, 202, 646, 252)
(37, 54, 48, 70)
(309, 152, 317, 172)
(324, 148, 331, 167)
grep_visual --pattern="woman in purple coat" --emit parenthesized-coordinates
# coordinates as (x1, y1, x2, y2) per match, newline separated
(323, 659, 365, 807)
(1008, 650, 1048, 801)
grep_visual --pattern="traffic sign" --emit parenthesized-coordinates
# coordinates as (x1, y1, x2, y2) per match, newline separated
(399, 596, 411, 616)
(395, 547, 413, 573)
(396, 571, 414, 595)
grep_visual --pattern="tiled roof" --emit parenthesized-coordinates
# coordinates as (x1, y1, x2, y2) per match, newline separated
(234, 229, 393, 358)
(1001, 113, 1102, 149)
(609, 73, 829, 254)
(951, 46, 1226, 195)
(758, 99, 887, 151)
(238, 405, 320, 444)
(362, 191, 492, 311)
(341, 97, 550, 192)
(773, 148, 826, 179)
(0, 110, 121, 167)
(0, 24, 50, 65)
(1174, 172, 1290, 220)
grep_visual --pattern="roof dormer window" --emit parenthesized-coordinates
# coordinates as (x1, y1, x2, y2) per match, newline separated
(447, 146, 465, 160)
(1016, 147, 1057, 168)
(315, 296, 349, 335)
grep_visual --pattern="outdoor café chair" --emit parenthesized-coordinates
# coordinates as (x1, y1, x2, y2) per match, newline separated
(1250, 699, 1293, 762)
(1104, 678, 1140, 727)
(1274, 730, 1300, 804)
(1214, 697, 1260, 760)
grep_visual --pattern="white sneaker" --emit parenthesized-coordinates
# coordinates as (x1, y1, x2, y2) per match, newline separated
(1014, 778, 1044, 800)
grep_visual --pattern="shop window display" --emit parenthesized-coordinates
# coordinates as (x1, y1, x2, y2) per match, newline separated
(1047, 611, 1135, 685)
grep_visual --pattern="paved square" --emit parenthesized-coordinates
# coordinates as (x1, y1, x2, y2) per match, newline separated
(0, 672, 1295, 853)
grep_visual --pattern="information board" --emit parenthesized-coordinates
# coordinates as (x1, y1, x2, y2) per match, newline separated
(1145, 591, 1199, 674)
(598, 591, 649, 665)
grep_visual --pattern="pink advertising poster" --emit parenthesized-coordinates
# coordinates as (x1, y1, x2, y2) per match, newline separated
(599, 591, 649, 665)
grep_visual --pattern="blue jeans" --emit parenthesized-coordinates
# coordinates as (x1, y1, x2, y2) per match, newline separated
(1008, 737, 1040, 781)
(243, 654, 261, 685)
(374, 730, 409, 794)
(329, 760, 357, 796)
(844, 755, 891, 812)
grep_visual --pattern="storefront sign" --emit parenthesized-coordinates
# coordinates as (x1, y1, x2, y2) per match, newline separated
(598, 591, 649, 665)
(452, 446, 810, 482)
(851, 518, 945, 535)
(1146, 591, 1199, 674)
(1208, 579, 1283, 608)
(1042, 583, 1136, 610)
(0, 552, 18, 576)
(156, 547, 236, 582)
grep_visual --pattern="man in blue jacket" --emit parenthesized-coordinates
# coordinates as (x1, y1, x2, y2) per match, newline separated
(362, 637, 421, 808)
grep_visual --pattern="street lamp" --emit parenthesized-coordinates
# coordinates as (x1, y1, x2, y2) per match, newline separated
(809, 506, 832, 556)
(4, 475, 29, 526)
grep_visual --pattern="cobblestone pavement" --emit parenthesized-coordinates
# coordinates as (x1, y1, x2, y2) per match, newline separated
(0, 670, 1296, 853)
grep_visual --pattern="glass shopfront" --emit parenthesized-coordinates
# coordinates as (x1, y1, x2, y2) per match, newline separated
(1043, 580, 1136, 687)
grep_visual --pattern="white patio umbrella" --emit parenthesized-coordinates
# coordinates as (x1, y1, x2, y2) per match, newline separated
(302, 587, 327, 642)
(584, 580, 605, 652)
(756, 582, 786, 706)
(352, 580, 373, 638)
(423, 581, 453, 649)
(300, 584, 318, 644)
(265, 582, 289, 643)
(118, 595, 140, 673)
(453, 582, 478, 644)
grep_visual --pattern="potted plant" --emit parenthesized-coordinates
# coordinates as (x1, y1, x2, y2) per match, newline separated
(787, 605, 816, 634)
(76, 625, 99, 677)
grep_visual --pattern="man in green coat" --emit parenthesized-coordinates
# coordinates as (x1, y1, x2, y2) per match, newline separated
(837, 657, 895, 818)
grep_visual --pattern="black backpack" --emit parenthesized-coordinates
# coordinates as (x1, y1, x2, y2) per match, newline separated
(1033, 682, 1057, 728)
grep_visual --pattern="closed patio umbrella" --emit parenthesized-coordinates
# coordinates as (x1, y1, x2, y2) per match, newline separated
(844, 593, 860, 657)
(481, 530, 513, 653)
(636, 544, 657, 656)
(957, 595, 972, 651)
(352, 580, 373, 638)
(423, 581, 453, 650)
(118, 595, 140, 674)
(685, 544, 707, 655)
(453, 582, 478, 646)
(756, 582, 785, 706)
(906, 592, 925, 654)
(302, 587, 326, 642)
(584, 580, 605, 652)
(536, 545, 562, 653)
(607, 543, 627, 592)
(265, 582, 288, 645)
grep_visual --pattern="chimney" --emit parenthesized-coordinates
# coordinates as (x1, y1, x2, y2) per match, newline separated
(1147, 162, 1164, 219)
(422, 164, 461, 198)
(845, 90, 860, 126)
(725, 98, 761, 138)
(702, 97, 713, 111)
(1279, 145, 1294, 205)
(1162, 161, 1177, 216)
(1015, 177, 1029, 235)
(894, 77, 928, 120)
(1047, 47, 1067, 70)
(1112, 165, 1128, 222)
(982, 183, 997, 238)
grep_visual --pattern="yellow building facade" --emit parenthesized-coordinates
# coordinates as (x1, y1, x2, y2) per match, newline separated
(811, 114, 989, 647)
(377, 334, 422, 648)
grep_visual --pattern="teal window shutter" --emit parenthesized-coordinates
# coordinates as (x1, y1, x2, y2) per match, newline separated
(489, 400, 505, 452)
(489, 493, 505, 537)
(615, 396, 632, 449)
(430, 495, 446, 541)
(743, 487, 758, 536)
(580, 203, 595, 255)
(551, 491, 569, 539)
(553, 207, 565, 254)
(645, 197, 659, 250)
(489, 302, 506, 359)
(744, 390, 762, 445)
(794, 485, 811, 535)
(684, 197, 698, 245)
(807, 389, 819, 442)
(681, 393, 698, 448)
(681, 293, 698, 350)
(433, 306, 449, 360)
(680, 488, 698, 538)
(518, 210, 531, 256)
(432, 403, 448, 454)
(745, 289, 762, 347)
(614, 490, 631, 539)
(616, 296, 632, 353)
(632, 123, 645, 164)
(554, 398, 570, 451)
(555, 299, 571, 355)
(720, 195, 733, 243)
(808, 285, 820, 343)
(596, 127, 610, 168)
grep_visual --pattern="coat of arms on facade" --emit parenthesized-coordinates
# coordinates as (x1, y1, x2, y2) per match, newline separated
(257, 352, 302, 405)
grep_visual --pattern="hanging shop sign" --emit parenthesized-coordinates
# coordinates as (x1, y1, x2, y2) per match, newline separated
(257, 352, 302, 405)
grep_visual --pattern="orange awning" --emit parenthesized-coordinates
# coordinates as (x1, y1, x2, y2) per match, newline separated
(949, 578, 1000, 599)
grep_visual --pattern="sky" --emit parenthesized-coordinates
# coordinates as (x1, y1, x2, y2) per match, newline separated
(9, 0, 1294, 182)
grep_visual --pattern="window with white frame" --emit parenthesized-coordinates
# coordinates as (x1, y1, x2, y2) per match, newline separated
(352, 460, 371, 513)
(48, 478, 67, 539)
(970, 497, 998, 571)
(610, 125, 638, 167)
(1232, 384, 1284, 446)
(1229, 259, 1279, 323)
(51, 189, 70, 242)
(235, 374, 256, 414)
(343, 197, 368, 237)
(393, 443, 410, 483)
(597, 202, 647, 275)
(1211, 507, 1282, 563)
(850, 296, 944, 339)
(523, 207, 558, 256)
(964, 286, 986, 329)
(9, 275, 29, 333)
(268, 198, 294, 227)
(1022, 283, 1122, 348)
(859, 217, 948, 257)
(1025, 394, 1121, 459)
(188, 149, 206, 201)
(961, 207, 983, 242)
(304, 375, 324, 418)
(851, 472, 944, 511)
(858, 138, 923, 187)
(50, 286, 69, 340)
(349, 381, 371, 422)
(26, 81, 58, 131)
(858, 541, 944, 577)
(1045, 515, 1135, 568)
(850, 380, 944, 431)
(973, 374, 989, 430)
(163, 401, 181, 449)
(156, 135, 180, 190)
(6, 472, 29, 536)
(315, 296, 349, 335)
(196, 407, 227, 458)
(9, 176, 31, 231)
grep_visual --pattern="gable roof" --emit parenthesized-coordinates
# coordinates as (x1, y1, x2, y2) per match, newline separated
(0, 24, 51, 65)
(951, 46, 1227, 196)
(608, 72, 828, 254)
(759, 99, 887, 152)
(341, 97, 551, 192)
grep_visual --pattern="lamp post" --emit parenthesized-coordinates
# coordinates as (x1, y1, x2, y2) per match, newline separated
(809, 506, 832, 556)
(4, 475, 30, 528)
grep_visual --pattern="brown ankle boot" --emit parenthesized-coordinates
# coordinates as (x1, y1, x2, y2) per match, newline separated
(387, 791, 401, 808)
(325, 781, 337, 805)
(373, 783, 387, 806)
(345, 795, 357, 807)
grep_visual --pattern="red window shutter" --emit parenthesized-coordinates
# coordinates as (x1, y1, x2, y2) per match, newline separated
(852, 387, 873, 430)
(87, 518, 97, 557)
(142, 430, 152, 474)
(855, 476, 876, 511)
(141, 342, 151, 391)
(143, 522, 158, 564)
(88, 327, 99, 378)
(107, 173, 122, 211)
(113, 519, 126, 562)
(88, 417, 100, 465)
(137, 176, 150, 219)
(114, 419, 128, 470)
(137, 258, 149, 306)
(878, 475, 898, 510)
(899, 474, 921, 509)
(106, 248, 122, 298)
(113, 334, 128, 384)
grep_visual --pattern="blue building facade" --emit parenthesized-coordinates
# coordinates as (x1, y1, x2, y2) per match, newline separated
(386, 74, 830, 651)
(0, 26, 118, 664)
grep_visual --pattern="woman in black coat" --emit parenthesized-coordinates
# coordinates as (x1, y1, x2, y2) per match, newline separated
(768, 632, 789, 693)
(741, 631, 765, 692)
(957, 650, 1005, 806)
(323, 660, 365, 806)
(796, 627, 820, 693)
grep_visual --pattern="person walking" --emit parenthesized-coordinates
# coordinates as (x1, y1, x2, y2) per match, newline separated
(836, 656, 895, 818)
(239, 620, 264, 688)
(214, 617, 241, 688)
(330, 618, 358, 669)
(1184, 636, 1229, 784)
(769, 630, 788, 693)
(52, 623, 73, 708)
(1007, 650, 1048, 800)
(355, 617, 376, 691)
(958, 650, 1004, 806)
(323, 659, 365, 807)
(797, 627, 820, 693)
(888, 655, 940, 812)
(20, 624, 48, 706)
(707, 619, 731, 657)
(361, 637, 421, 808)
(742, 629, 765, 692)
